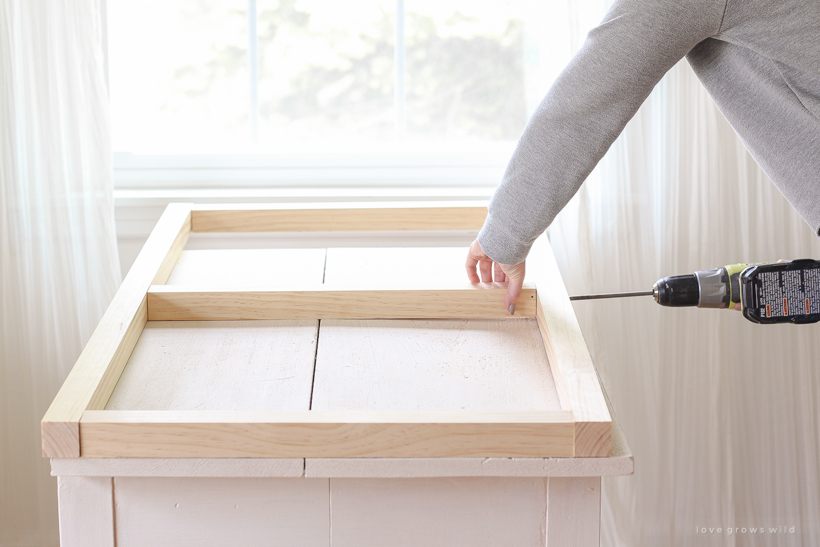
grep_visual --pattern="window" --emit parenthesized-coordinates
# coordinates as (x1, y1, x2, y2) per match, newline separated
(107, 0, 556, 189)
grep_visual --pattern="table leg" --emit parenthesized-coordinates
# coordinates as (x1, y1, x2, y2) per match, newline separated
(57, 476, 115, 547)
(547, 477, 601, 547)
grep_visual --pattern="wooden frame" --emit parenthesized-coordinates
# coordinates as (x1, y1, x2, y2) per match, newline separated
(42, 202, 610, 459)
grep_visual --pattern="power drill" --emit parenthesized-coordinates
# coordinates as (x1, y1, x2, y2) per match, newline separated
(570, 259, 820, 324)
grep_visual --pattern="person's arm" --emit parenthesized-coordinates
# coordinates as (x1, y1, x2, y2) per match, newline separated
(468, 0, 727, 307)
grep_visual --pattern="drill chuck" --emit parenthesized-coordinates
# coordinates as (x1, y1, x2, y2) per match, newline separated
(653, 265, 745, 309)
(652, 275, 700, 307)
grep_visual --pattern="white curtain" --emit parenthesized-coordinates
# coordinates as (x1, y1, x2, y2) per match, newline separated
(0, 1, 120, 545)
(538, 2, 820, 546)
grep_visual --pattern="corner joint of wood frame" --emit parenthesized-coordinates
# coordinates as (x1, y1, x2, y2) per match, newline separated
(574, 421, 612, 457)
(41, 421, 80, 458)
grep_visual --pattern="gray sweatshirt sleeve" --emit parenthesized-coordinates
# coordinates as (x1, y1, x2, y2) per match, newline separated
(478, 0, 727, 265)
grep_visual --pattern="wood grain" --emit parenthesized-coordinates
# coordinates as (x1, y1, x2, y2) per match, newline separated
(529, 237, 611, 457)
(43, 208, 615, 462)
(304, 397, 633, 477)
(152, 210, 193, 284)
(191, 201, 487, 232)
(41, 203, 192, 457)
(79, 410, 574, 458)
(146, 284, 537, 320)
(105, 321, 319, 411)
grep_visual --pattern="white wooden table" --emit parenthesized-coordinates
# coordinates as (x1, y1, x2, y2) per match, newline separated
(51, 244, 632, 547)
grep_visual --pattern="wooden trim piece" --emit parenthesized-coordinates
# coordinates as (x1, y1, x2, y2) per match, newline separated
(79, 410, 574, 458)
(87, 297, 147, 410)
(43, 203, 619, 461)
(146, 283, 537, 320)
(152, 208, 193, 284)
(41, 204, 193, 457)
(190, 201, 488, 233)
(529, 237, 611, 457)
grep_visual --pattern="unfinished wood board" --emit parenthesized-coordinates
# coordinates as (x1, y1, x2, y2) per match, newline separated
(329, 478, 546, 547)
(164, 248, 326, 287)
(42, 203, 192, 458)
(312, 319, 560, 412)
(304, 408, 632, 477)
(324, 247, 471, 285)
(530, 237, 611, 457)
(184, 230, 478, 252)
(147, 284, 536, 321)
(191, 201, 487, 232)
(106, 321, 318, 411)
(79, 410, 574, 458)
(113, 477, 329, 547)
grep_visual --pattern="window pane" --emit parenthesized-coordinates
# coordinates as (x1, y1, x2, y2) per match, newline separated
(404, 0, 527, 142)
(256, 0, 396, 147)
(108, 0, 249, 153)
(108, 0, 530, 155)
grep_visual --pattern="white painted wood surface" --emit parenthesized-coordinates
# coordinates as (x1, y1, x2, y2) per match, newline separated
(316, 246, 559, 413)
(51, 458, 304, 478)
(56, 473, 604, 547)
(165, 248, 327, 287)
(57, 476, 114, 547)
(113, 477, 329, 547)
(312, 319, 560, 412)
(547, 477, 601, 547)
(324, 246, 470, 285)
(106, 320, 318, 411)
(329, 478, 547, 547)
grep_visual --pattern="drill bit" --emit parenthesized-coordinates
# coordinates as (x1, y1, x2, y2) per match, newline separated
(569, 290, 654, 301)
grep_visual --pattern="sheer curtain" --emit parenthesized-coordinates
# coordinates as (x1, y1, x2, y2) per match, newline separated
(0, 1, 120, 545)
(539, 2, 820, 546)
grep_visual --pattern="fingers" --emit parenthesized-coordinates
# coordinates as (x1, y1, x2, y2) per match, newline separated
(493, 262, 507, 283)
(501, 261, 526, 312)
(465, 239, 485, 283)
(466, 239, 497, 284)
(479, 257, 493, 283)
(465, 240, 526, 314)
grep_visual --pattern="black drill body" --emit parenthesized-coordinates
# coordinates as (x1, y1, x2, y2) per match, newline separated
(651, 259, 820, 324)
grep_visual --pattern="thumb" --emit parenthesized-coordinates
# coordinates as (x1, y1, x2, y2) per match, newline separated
(501, 261, 526, 312)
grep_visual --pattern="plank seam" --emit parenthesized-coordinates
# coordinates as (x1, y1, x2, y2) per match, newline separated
(309, 321, 321, 411)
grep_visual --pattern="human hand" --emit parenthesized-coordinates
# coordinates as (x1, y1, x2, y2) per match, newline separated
(465, 239, 526, 315)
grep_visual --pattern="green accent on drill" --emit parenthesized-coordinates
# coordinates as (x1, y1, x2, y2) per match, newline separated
(725, 263, 748, 308)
